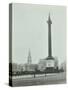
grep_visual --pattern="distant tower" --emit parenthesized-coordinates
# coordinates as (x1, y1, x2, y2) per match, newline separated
(27, 50, 32, 64)
(47, 13, 52, 57)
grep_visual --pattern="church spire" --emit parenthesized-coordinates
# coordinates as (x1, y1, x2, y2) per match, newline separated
(27, 49, 32, 64)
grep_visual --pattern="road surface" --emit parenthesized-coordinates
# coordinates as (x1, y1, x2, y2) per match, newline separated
(12, 72, 66, 87)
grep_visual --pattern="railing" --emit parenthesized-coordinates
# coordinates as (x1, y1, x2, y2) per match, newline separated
(9, 69, 64, 78)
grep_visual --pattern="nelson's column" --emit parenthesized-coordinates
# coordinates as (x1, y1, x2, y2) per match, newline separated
(38, 14, 58, 72)
(46, 13, 54, 59)
(45, 13, 57, 71)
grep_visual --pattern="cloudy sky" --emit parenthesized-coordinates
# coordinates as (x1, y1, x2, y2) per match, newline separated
(12, 3, 66, 64)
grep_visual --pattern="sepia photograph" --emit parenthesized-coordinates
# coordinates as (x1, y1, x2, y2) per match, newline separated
(9, 3, 66, 87)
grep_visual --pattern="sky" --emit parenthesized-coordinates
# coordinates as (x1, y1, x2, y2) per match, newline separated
(12, 3, 66, 65)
